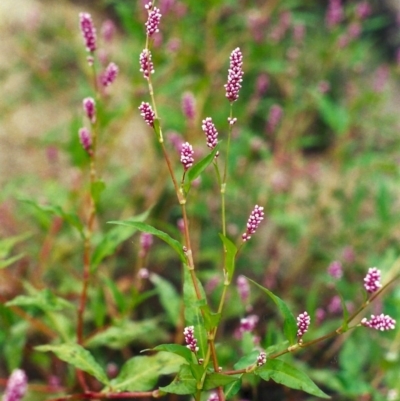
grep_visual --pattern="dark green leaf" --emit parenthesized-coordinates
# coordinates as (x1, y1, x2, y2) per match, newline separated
(108, 220, 185, 262)
(247, 278, 297, 344)
(200, 304, 221, 331)
(256, 359, 329, 399)
(203, 373, 239, 390)
(160, 364, 197, 395)
(218, 234, 237, 282)
(151, 344, 193, 364)
(233, 350, 260, 370)
(35, 343, 109, 385)
(102, 276, 127, 314)
(224, 376, 242, 399)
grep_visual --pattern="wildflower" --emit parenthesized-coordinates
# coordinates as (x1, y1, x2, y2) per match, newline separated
(237, 275, 250, 303)
(224, 47, 244, 102)
(327, 295, 342, 314)
(201, 117, 218, 151)
(361, 314, 396, 331)
(256, 73, 269, 95)
(325, 0, 343, 29)
(139, 233, 153, 257)
(256, 351, 267, 367)
(145, 3, 162, 37)
(207, 393, 219, 401)
(78, 128, 92, 153)
(266, 104, 283, 134)
(101, 20, 115, 43)
(138, 102, 155, 127)
(101, 62, 119, 87)
(180, 142, 194, 171)
(242, 205, 264, 241)
(364, 267, 382, 293)
(139, 49, 155, 79)
(293, 24, 305, 44)
(327, 260, 343, 279)
(228, 117, 237, 125)
(239, 315, 259, 333)
(297, 311, 311, 339)
(356, 2, 371, 20)
(138, 268, 149, 279)
(181, 92, 196, 121)
(3, 369, 28, 401)
(79, 12, 97, 53)
(83, 97, 96, 123)
(183, 326, 199, 352)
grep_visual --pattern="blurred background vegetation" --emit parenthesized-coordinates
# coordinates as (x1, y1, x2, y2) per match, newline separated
(1, 0, 400, 400)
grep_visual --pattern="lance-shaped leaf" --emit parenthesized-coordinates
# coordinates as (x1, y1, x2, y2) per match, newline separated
(151, 344, 193, 364)
(0, 233, 31, 259)
(108, 221, 185, 262)
(224, 376, 242, 399)
(35, 343, 109, 385)
(203, 373, 240, 390)
(0, 254, 25, 269)
(247, 278, 297, 344)
(218, 234, 237, 282)
(256, 359, 329, 399)
(160, 364, 197, 395)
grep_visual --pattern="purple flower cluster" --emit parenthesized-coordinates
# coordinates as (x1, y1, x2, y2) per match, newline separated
(325, 0, 343, 29)
(224, 47, 243, 102)
(180, 142, 194, 171)
(138, 102, 155, 127)
(83, 97, 96, 124)
(266, 104, 283, 134)
(79, 128, 92, 153)
(256, 351, 267, 367)
(242, 205, 264, 242)
(364, 267, 382, 293)
(145, 3, 162, 37)
(201, 117, 219, 151)
(239, 315, 259, 333)
(3, 369, 28, 401)
(183, 326, 199, 352)
(297, 311, 311, 339)
(139, 233, 153, 257)
(101, 62, 119, 87)
(139, 49, 155, 79)
(237, 275, 250, 303)
(101, 20, 116, 43)
(181, 92, 196, 121)
(207, 393, 219, 401)
(327, 260, 343, 279)
(79, 12, 97, 52)
(361, 314, 396, 331)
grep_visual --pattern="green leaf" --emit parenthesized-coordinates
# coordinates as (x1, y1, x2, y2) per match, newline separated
(150, 274, 181, 325)
(91, 210, 150, 271)
(315, 94, 349, 135)
(203, 373, 240, 390)
(108, 220, 185, 262)
(19, 199, 84, 236)
(112, 353, 185, 392)
(247, 278, 297, 344)
(218, 234, 237, 282)
(0, 233, 31, 259)
(6, 289, 74, 312)
(86, 319, 166, 349)
(4, 321, 28, 371)
(233, 350, 260, 370)
(0, 253, 25, 269)
(184, 144, 220, 192)
(160, 364, 197, 395)
(256, 359, 329, 399)
(102, 276, 127, 313)
(151, 344, 193, 364)
(183, 267, 207, 360)
(337, 291, 349, 331)
(90, 180, 106, 206)
(35, 343, 109, 385)
(224, 376, 242, 399)
(200, 304, 221, 331)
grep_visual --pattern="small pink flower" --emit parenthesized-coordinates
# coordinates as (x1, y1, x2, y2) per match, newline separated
(183, 326, 199, 352)
(101, 20, 116, 43)
(201, 117, 219, 151)
(139, 233, 153, 257)
(242, 205, 264, 241)
(361, 314, 396, 331)
(101, 62, 119, 87)
(181, 92, 196, 121)
(207, 393, 219, 401)
(297, 311, 311, 339)
(239, 315, 259, 333)
(266, 104, 283, 134)
(224, 47, 244, 102)
(257, 351, 267, 367)
(138, 102, 155, 127)
(79, 12, 97, 52)
(180, 142, 194, 171)
(3, 369, 28, 401)
(356, 2, 371, 20)
(363, 267, 382, 293)
(139, 49, 155, 79)
(83, 97, 96, 123)
(79, 127, 92, 153)
(237, 275, 250, 303)
(325, 0, 343, 29)
(145, 2, 162, 37)
(327, 260, 343, 279)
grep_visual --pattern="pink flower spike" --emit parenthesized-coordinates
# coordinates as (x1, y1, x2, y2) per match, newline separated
(83, 97, 96, 123)
(79, 127, 92, 153)
(138, 102, 155, 127)
(182, 92, 196, 121)
(256, 351, 267, 367)
(237, 275, 250, 303)
(224, 47, 244, 102)
(239, 314, 259, 333)
(242, 205, 264, 241)
(139, 49, 155, 79)
(3, 369, 28, 401)
(145, 3, 162, 37)
(183, 326, 199, 353)
(201, 117, 219, 151)
(101, 20, 116, 43)
(361, 314, 396, 331)
(327, 260, 343, 279)
(102, 62, 119, 87)
(79, 12, 97, 53)
(297, 311, 311, 339)
(364, 267, 382, 293)
(180, 142, 194, 171)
